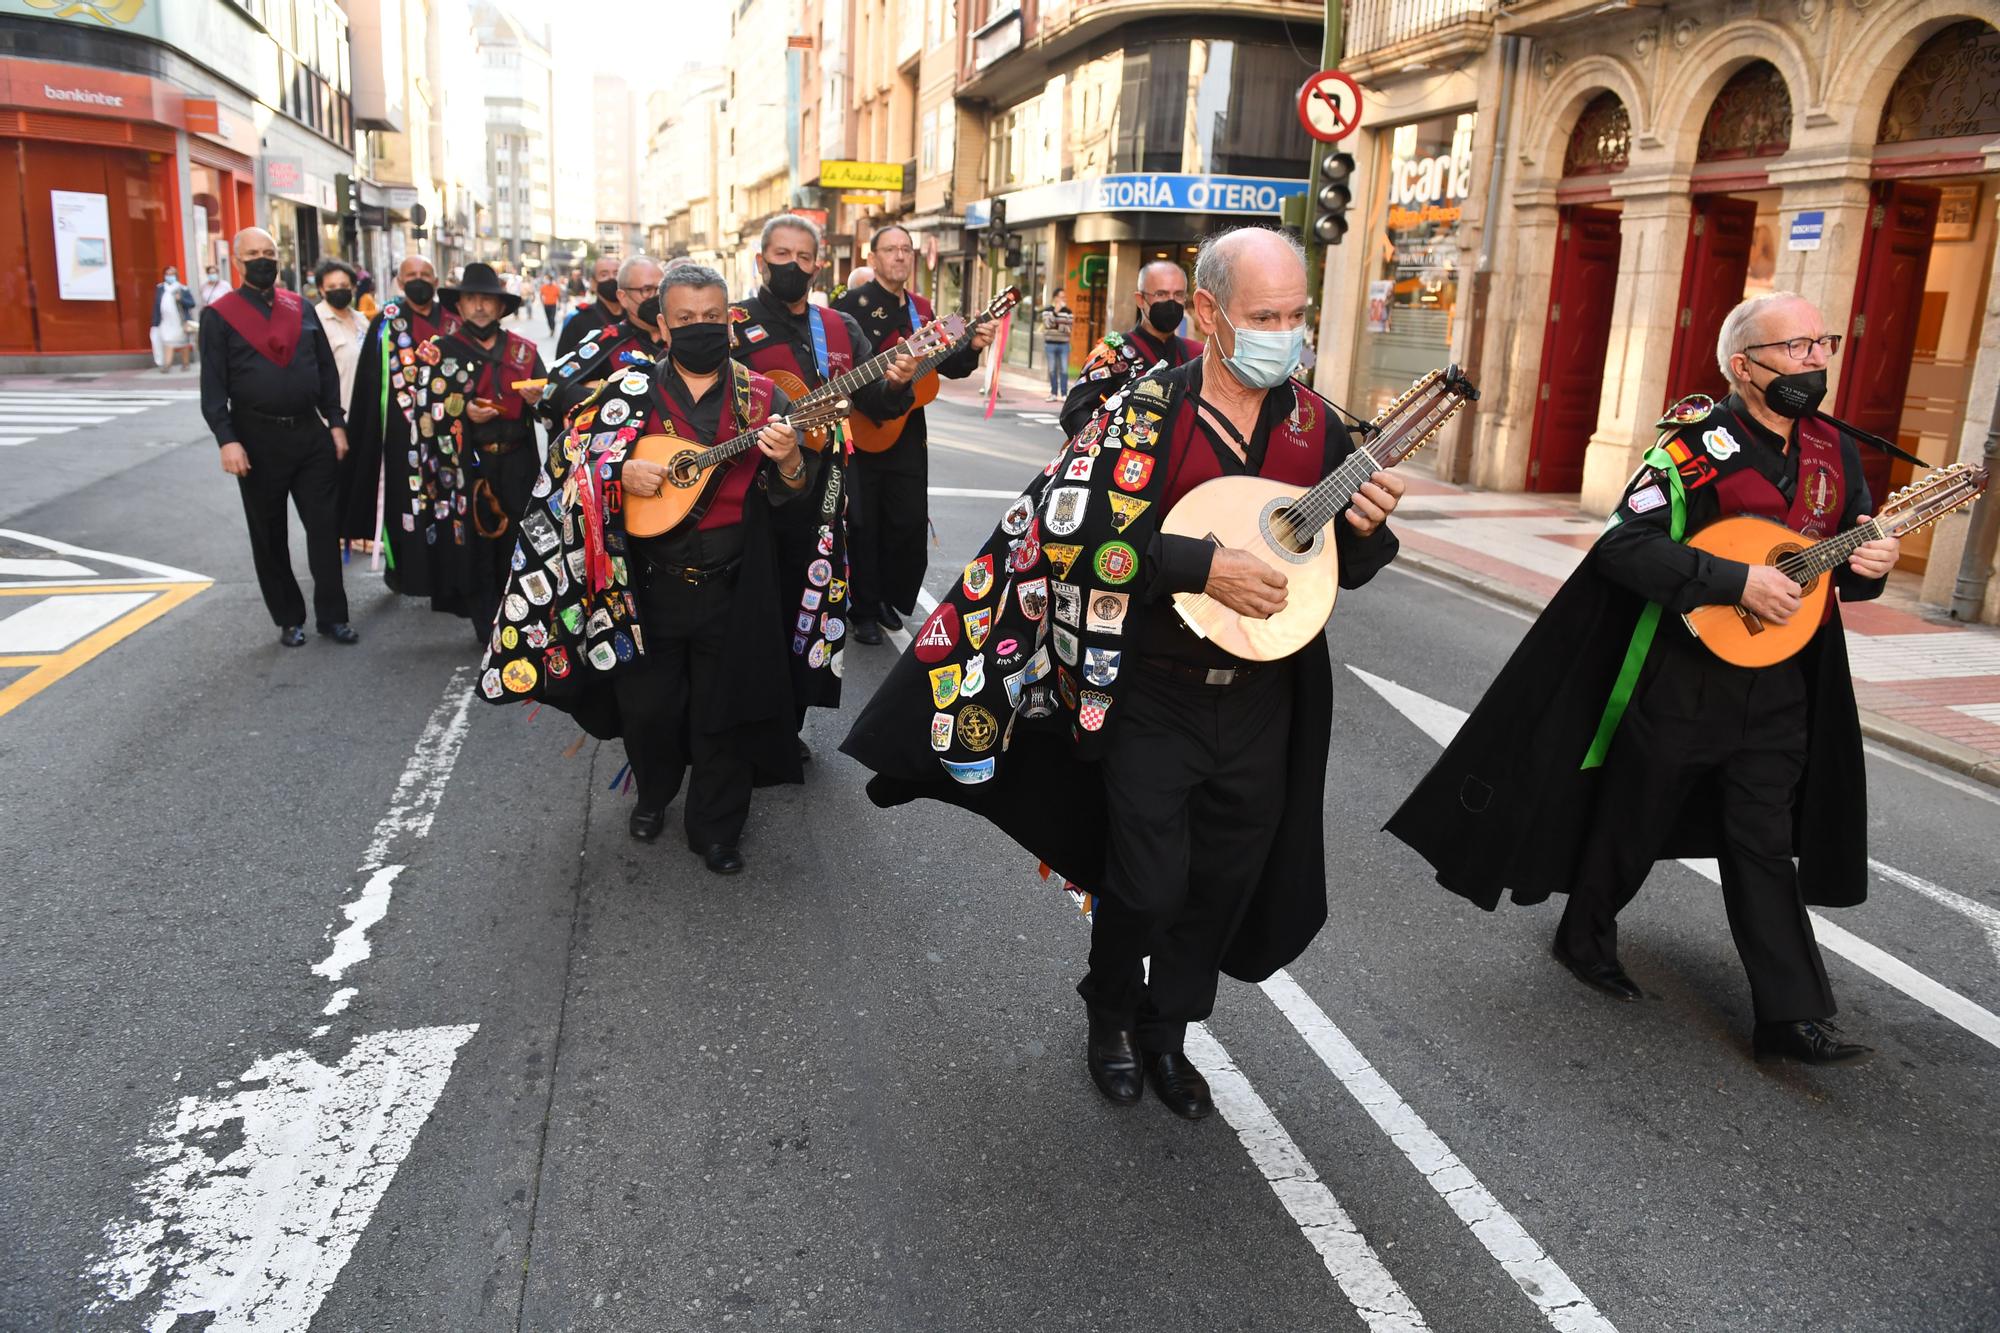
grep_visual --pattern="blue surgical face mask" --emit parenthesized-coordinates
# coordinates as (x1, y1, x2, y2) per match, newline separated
(1217, 309, 1305, 389)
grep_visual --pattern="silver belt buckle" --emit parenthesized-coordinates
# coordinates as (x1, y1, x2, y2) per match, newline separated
(1204, 667, 1237, 686)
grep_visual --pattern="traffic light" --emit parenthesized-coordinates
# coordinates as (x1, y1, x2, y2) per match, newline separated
(1313, 151, 1355, 245)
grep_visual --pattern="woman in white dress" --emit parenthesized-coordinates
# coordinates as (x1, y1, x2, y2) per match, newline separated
(150, 266, 195, 371)
(315, 259, 371, 553)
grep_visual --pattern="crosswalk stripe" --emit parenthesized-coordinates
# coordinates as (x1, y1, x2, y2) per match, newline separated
(0, 592, 156, 652)
(0, 416, 113, 426)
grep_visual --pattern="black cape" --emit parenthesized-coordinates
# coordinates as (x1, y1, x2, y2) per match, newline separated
(1383, 544, 1871, 911)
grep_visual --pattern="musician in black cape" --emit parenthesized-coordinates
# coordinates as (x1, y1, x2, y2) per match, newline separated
(841, 228, 1405, 1120)
(1386, 292, 1901, 1066)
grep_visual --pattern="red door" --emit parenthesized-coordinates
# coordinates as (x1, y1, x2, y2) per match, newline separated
(1526, 205, 1622, 492)
(1836, 180, 1941, 505)
(1662, 194, 1759, 405)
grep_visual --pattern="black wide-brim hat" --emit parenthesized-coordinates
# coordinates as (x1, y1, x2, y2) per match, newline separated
(440, 262, 522, 315)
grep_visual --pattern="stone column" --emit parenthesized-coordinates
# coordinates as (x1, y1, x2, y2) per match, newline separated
(1473, 185, 1561, 492)
(1581, 170, 1693, 512)
(1770, 154, 1874, 341)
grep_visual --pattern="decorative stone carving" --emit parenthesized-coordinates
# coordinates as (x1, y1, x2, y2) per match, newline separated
(1672, 16, 1701, 49)
(1540, 48, 1568, 81)
(1633, 27, 1657, 60)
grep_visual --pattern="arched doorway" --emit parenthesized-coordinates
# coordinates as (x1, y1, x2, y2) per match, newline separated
(1663, 61, 1793, 405)
(1838, 19, 2000, 551)
(1526, 91, 1629, 491)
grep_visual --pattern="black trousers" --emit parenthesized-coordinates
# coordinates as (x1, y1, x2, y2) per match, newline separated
(1078, 661, 1293, 1053)
(232, 414, 348, 629)
(1559, 646, 1834, 1023)
(846, 456, 927, 619)
(613, 569, 754, 848)
(543, 302, 558, 332)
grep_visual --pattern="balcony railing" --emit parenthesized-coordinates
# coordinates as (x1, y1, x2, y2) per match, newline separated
(1346, 0, 1492, 59)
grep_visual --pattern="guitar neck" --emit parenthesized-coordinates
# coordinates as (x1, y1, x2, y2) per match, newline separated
(688, 419, 776, 471)
(1783, 485, 1961, 583)
(1284, 388, 1459, 540)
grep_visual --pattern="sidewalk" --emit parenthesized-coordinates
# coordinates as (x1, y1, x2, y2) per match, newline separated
(1390, 472, 2000, 787)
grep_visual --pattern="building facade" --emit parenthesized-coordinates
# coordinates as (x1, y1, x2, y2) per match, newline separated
(0, 0, 354, 366)
(471, 0, 555, 269)
(1313, 0, 2000, 621)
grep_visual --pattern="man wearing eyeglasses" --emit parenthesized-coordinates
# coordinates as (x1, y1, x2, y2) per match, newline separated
(1059, 260, 1204, 438)
(539, 256, 669, 426)
(1389, 291, 1900, 1068)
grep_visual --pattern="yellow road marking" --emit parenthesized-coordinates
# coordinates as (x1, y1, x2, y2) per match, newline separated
(0, 581, 210, 720)
(0, 582, 189, 596)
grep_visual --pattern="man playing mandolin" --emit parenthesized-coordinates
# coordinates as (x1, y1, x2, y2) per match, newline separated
(842, 226, 1405, 1120)
(1390, 292, 1900, 1066)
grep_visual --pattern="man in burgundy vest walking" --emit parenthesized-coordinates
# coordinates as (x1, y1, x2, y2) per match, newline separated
(200, 227, 358, 647)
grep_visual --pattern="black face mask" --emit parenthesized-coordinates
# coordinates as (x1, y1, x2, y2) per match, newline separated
(1145, 299, 1184, 335)
(243, 257, 279, 290)
(463, 318, 498, 341)
(1748, 359, 1828, 419)
(669, 321, 729, 375)
(765, 260, 812, 304)
(597, 278, 621, 304)
(324, 288, 354, 310)
(403, 279, 435, 307)
(634, 296, 661, 330)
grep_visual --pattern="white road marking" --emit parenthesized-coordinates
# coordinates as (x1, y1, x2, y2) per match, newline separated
(1867, 860, 2000, 965)
(1844, 631, 2000, 681)
(1350, 665, 2000, 1054)
(916, 587, 939, 614)
(358, 668, 477, 872)
(0, 592, 153, 651)
(1862, 741, 2000, 807)
(927, 486, 1020, 499)
(313, 865, 403, 982)
(87, 1024, 479, 1332)
(1259, 970, 1617, 1333)
(0, 528, 206, 588)
(0, 556, 98, 579)
(88, 667, 484, 1329)
(1184, 1022, 1432, 1333)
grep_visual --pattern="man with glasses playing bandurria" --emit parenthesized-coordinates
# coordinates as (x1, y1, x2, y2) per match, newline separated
(1390, 291, 1902, 1068)
(539, 255, 670, 427)
(1059, 259, 1204, 437)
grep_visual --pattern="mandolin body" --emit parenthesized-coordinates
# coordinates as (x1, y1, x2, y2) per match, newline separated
(1160, 475, 1341, 662)
(620, 433, 725, 538)
(1680, 514, 1831, 667)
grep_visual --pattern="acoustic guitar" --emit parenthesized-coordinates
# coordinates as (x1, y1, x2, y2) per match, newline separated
(756, 315, 965, 451)
(846, 287, 1021, 454)
(1161, 366, 1480, 662)
(1682, 461, 1989, 667)
(621, 395, 856, 538)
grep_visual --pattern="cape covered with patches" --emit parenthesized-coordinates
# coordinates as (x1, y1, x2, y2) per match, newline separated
(475, 360, 801, 785)
(1386, 400, 1878, 910)
(841, 361, 1396, 981)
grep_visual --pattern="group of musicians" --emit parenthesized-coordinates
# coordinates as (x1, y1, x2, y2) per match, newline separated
(204, 212, 1899, 1120)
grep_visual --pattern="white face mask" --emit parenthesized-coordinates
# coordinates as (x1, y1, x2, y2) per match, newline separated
(1217, 308, 1305, 389)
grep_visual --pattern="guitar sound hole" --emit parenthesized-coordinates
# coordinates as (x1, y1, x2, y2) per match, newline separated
(1270, 507, 1309, 554)
(670, 458, 701, 487)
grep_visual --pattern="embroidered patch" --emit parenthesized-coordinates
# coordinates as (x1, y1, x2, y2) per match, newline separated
(930, 711, 955, 752)
(1053, 626, 1079, 666)
(1045, 487, 1089, 536)
(1702, 426, 1740, 460)
(1015, 577, 1048, 622)
(1053, 582, 1081, 627)
(1093, 541, 1138, 585)
(1044, 543, 1083, 579)
(964, 606, 993, 649)
(941, 756, 995, 784)
(956, 705, 999, 752)
(913, 603, 960, 663)
(928, 662, 962, 708)
(1105, 494, 1149, 533)
(1078, 690, 1112, 732)
(963, 652, 987, 696)
(600, 398, 630, 426)
(1001, 495, 1035, 536)
(1113, 449, 1154, 492)
(1627, 483, 1666, 514)
(1083, 647, 1121, 688)
(1086, 590, 1129, 635)
(962, 555, 995, 601)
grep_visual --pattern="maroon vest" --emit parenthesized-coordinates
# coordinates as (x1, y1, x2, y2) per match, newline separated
(651, 368, 779, 531)
(1711, 415, 1846, 622)
(210, 288, 304, 366)
(734, 304, 855, 389)
(1160, 385, 1327, 511)
(878, 291, 934, 352)
(1128, 324, 1204, 368)
(462, 329, 539, 420)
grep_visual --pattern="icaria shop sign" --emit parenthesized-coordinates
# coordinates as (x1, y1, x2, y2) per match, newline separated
(1387, 136, 1474, 230)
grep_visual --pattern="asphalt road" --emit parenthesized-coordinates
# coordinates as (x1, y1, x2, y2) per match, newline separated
(1, 333, 1996, 1332)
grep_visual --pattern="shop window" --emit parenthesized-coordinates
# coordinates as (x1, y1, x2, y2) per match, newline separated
(1114, 45, 1188, 174)
(1562, 92, 1630, 177)
(1696, 62, 1793, 162)
(1878, 21, 2000, 144)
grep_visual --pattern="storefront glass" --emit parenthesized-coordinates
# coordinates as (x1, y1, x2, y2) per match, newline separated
(1357, 111, 1478, 424)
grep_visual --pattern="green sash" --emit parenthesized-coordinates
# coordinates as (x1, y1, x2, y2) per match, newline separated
(1581, 444, 1687, 769)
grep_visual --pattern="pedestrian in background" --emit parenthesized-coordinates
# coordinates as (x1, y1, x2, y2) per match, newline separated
(200, 226, 358, 648)
(1041, 290, 1073, 400)
(200, 263, 228, 309)
(355, 270, 379, 318)
(539, 273, 561, 333)
(151, 265, 196, 373)
(313, 258, 367, 420)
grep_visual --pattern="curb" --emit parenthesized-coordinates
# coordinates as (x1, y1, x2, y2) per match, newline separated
(1391, 548, 2000, 791)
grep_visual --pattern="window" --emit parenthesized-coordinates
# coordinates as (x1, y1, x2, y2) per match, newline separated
(938, 103, 955, 175)
(920, 108, 938, 175)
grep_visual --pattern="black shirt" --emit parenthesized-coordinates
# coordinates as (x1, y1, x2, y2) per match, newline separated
(831, 280, 982, 472)
(555, 299, 621, 361)
(635, 360, 797, 567)
(199, 285, 346, 446)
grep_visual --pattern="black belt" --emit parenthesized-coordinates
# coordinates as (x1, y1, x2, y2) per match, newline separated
(641, 552, 741, 585)
(231, 404, 319, 430)
(1137, 655, 1264, 687)
(475, 437, 527, 456)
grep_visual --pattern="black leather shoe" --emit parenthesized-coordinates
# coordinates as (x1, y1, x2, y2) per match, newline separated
(1551, 939, 1643, 1001)
(1146, 1051, 1214, 1120)
(700, 843, 744, 875)
(628, 806, 665, 842)
(1753, 1019, 1873, 1065)
(279, 625, 307, 647)
(317, 622, 360, 645)
(1085, 1012, 1144, 1106)
(852, 618, 884, 646)
(876, 605, 904, 631)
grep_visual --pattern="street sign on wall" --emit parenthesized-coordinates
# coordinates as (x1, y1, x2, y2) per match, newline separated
(822, 161, 905, 192)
